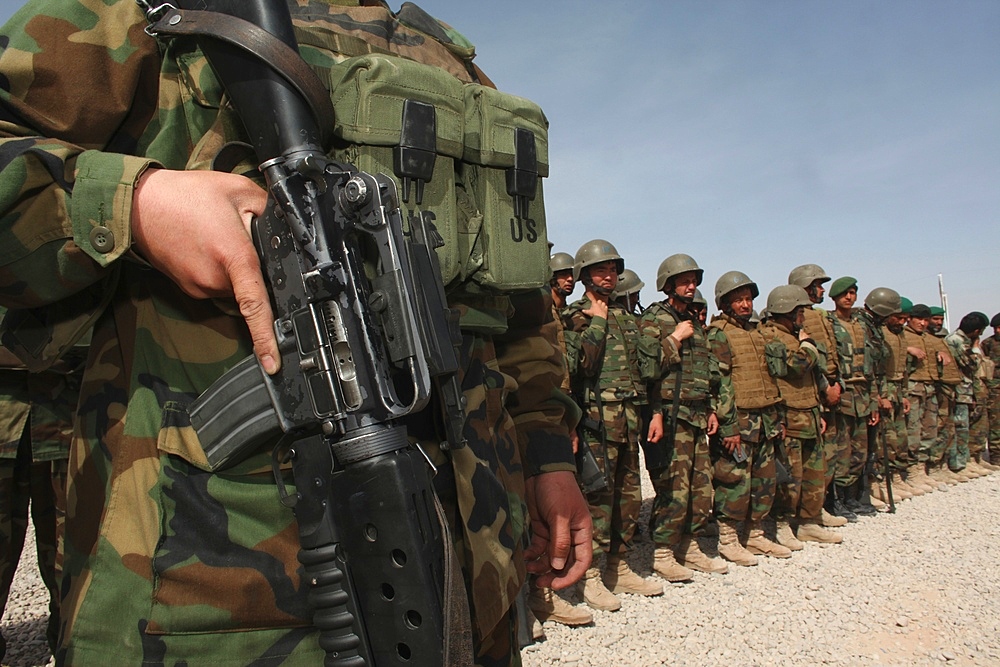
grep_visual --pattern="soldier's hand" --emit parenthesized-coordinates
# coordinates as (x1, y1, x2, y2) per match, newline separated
(868, 411, 880, 426)
(903, 397, 911, 414)
(524, 471, 593, 589)
(798, 329, 810, 342)
(669, 320, 694, 345)
(908, 346, 926, 360)
(571, 430, 580, 455)
(878, 396, 892, 411)
(706, 412, 719, 436)
(824, 384, 842, 406)
(132, 169, 279, 374)
(820, 417, 827, 434)
(938, 351, 953, 366)
(647, 413, 664, 443)
(583, 295, 609, 320)
(722, 435, 741, 453)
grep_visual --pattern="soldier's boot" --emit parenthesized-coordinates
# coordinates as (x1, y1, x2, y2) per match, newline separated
(716, 520, 758, 567)
(677, 537, 728, 574)
(652, 547, 694, 583)
(524, 604, 545, 642)
(880, 476, 910, 501)
(603, 556, 664, 596)
(796, 521, 844, 544)
(978, 457, 1000, 472)
(744, 520, 792, 559)
(908, 464, 940, 492)
(928, 464, 960, 485)
(867, 481, 889, 509)
(775, 520, 805, 551)
(956, 465, 980, 480)
(528, 585, 594, 627)
(821, 508, 848, 527)
(843, 482, 877, 517)
(828, 485, 858, 522)
(894, 471, 923, 497)
(580, 567, 621, 612)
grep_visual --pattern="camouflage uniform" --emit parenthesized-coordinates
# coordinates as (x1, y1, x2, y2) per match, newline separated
(0, 346, 78, 658)
(707, 313, 782, 524)
(927, 332, 960, 468)
(971, 349, 993, 463)
(829, 310, 877, 488)
(881, 324, 911, 474)
(758, 321, 826, 523)
(563, 299, 645, 560)
(800, 307, 840, 484)
(945, 329, 977, 471)
(0, 3, 576, 665)
(640, 301, 719, 549)
(905, 325, 939, 464)
(981, 333, 1000, 461)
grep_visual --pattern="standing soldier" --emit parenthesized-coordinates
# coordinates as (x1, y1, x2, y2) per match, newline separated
(564, 240, 663, 612)
(971, 344, 998, 471)
(707, 272, 791, 566)
(641, 254, 728, 578)
(758, 286, 843, 546)
(982, 315, 1000, 465)
(612, 269, 646, 316)
(904, 305, 945, 492)
(924, 312, 964, 485)
(880, 297, 923, 498)
(827, 278, 879, 516)
(788, 265, 847, 527)
(944, 313, 991, 477)
(928, 307, 948, 337)
(690, 289, 709, 327)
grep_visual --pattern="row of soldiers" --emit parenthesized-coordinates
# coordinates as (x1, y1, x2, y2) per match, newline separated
(527, 240, 1000, 633)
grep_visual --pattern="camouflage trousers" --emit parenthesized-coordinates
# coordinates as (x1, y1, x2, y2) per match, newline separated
(834, 412, 869, 487)
(649, 418, 712, 549)
(989, 382, 1000, 462)
(821, 409, 838, 488)
(970, 401, 989, 460)
(0, 429, 68, 657)
(933, 386, 956, 466)
(881, 402, 910, 473)
(948, 403, 971, 471)
(580, 401, 642, 560)
(710, 434, 777, 524)
(907, 384, 938, 463)
(774, 435, 826, 523)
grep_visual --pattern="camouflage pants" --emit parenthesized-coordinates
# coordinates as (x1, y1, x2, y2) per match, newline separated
(881, 402, 910, 472)
(834, 412, 869, 487)
(711, 435, 777, 524)
(649, 419, 712, 549)
(0, 429, 67, 656)
(989, 382, 1000, 461)
(580, 401, 642, 559)
(948, 403, 971, 471)
(821, 409, 838, 487)
(970, 401, 988, 459)
(774, 435, 826, 522)
(907, 385, 938, 463)
(933, 386, 956, 466)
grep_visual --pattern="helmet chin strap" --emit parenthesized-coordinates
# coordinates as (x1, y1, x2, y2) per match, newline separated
(672, 290, 694, 304)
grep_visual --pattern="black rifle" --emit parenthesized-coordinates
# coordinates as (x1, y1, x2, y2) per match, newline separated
(144, 1, 468, 664)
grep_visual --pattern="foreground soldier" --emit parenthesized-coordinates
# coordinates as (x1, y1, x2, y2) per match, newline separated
(642, 254, 727, 578)
(759, 286, 843, 547)
(707, 272, 790, 565)
(924, 313, 963, 485)
(564, 240, 662, 612)
(0, 3, 590, 664)
(904, 305, 945, 493)
(879, 295, 922, 499)
(945, 313, 991, 477)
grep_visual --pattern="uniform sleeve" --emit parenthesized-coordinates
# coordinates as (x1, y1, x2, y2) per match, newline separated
(785, 340, 819, 377)
(495, 289, 575, 477)
(706, 327, 738, 438)
(565, 306, 607, 379)
(945, 334, 977, 379)
(0, 0, 161, 308)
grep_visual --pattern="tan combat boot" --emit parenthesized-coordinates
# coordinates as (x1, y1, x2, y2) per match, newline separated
(894, 471, 924, 497)
(580, 567, 621, 612)
(652, 547, 694, 582)
(821, 508, 848, 527)
(677, 537, 728, 574)
(604, 556, 664, 597)
(775, 520, 805, 551)
(881, 476, 911, 501)
(796, 521, 843, 544)
(867, 483, 888, 509)
(908, 464, 940, 492)
(716, 520, 758, 567)
(979, 457, 1000, 472)
(744, 520, 792, 559)
(528, 585, 593, 627)
(929, 465, 960, 485)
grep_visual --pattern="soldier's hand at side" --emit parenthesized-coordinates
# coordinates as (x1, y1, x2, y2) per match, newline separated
(868, 411, 880, 426)
(669, 320, 694, 346)
(132, 169, 279, 374)
(647, 413, 664, 443)
(820, 417, 827, 435)
(571, 430, 580, 455)
(706, 412, 719, 436)
(524, 471, 593, 589)
(938, 351, 953, 366)
(824, 384, 841, 406)
(722, 435, 741, 453)
(903, 397, 911, 414)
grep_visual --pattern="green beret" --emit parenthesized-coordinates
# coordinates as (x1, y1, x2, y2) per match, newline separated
(929, 306, 945, 316)
(829, 276, 858, 298)
(900, 297, 913, 314)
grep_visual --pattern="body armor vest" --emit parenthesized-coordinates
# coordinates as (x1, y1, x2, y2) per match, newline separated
(905, 328, 937, 382)
(566, 300, 644, 401)
(712, 314, 781, 410)
(802, 306, 838, 379)
(759, 323, 820, 410)
(927, 333, 960, 385)
(983, 335, 1000, 380)
(833, 312, 870, 383)
(883, 326, 907, 382)
(642, 301, 711, 402)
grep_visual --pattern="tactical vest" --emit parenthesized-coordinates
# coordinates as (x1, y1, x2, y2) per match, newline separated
(883, 326, 907, 383)
(642, 302, 711, 402)
(981, 335, 1000, 380)
(905, 328, 937, 382)
(926, 334, 960, 385)
(712, 314, 781, 410)
(802, 307, 838, 380)
(759, 323, 820, 410)
(566, 301, 644, 402)
(832, 312, 871, 383)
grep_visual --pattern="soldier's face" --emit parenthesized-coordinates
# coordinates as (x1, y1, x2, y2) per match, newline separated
(930, 315, 944, 330)
(726, 287, 754, 318)
(886, 313, 906, 332)
(910, 317, 929, 333)
(553, 270, 574, 294)
(587, 261, 619, 293)
(834, 286, 857, 310)
(807, 280, 826, 303)
(792, 306, 806, 327)
(672, 271, 699, 299)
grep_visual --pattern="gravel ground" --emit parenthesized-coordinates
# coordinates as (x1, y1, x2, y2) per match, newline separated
(3, 472, 999, 666)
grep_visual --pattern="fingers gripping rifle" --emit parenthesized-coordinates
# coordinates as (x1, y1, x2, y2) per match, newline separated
(145, 1, 468, 664)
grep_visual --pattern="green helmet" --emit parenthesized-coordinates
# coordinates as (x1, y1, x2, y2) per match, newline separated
(692, 289, 707, 307)
(612, 269, 645, 298)
(766, 285, 812, 315)
(864, 287, 902, 318)
(714, 270, 759, 310)
(549, 252, 574, 274)
(573, 239, 624, 282)
(788, 264, 831, 289)
(655, 253, 703, 292)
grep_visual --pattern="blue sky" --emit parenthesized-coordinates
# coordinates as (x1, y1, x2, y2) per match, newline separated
(1, 0, 997, 328)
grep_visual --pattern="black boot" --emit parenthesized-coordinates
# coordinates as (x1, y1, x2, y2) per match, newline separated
(844, 479, 877, 517)
(829, 485, 858, 522)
